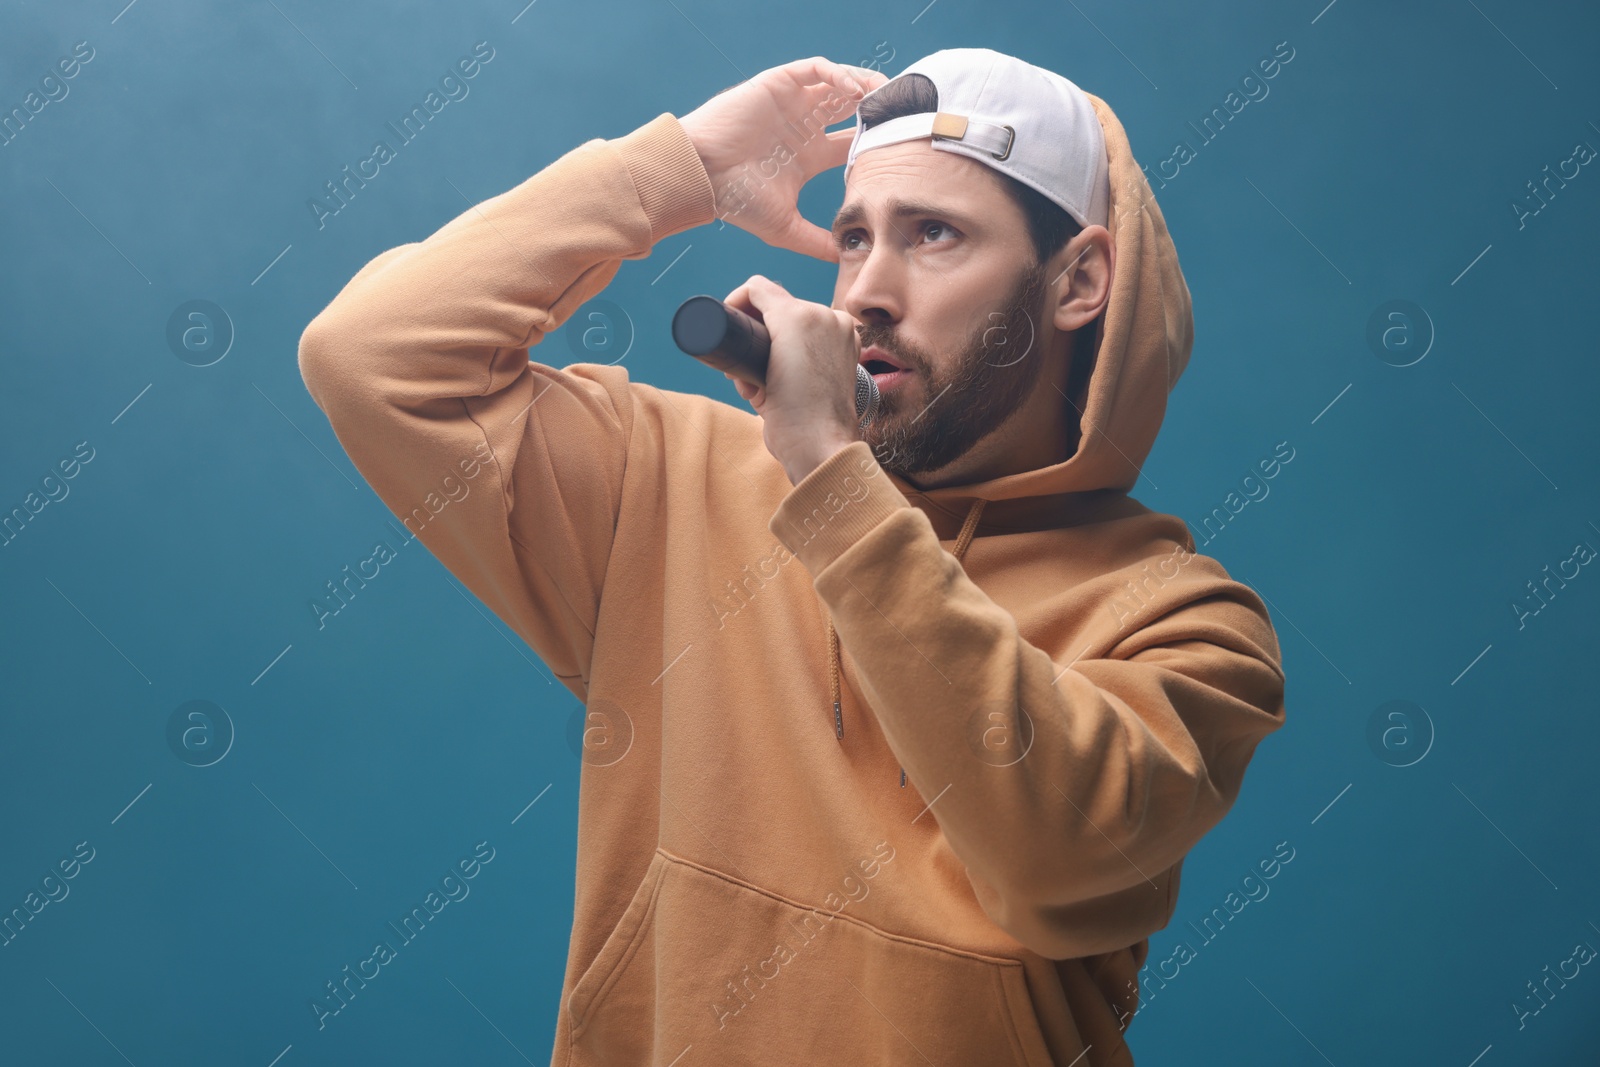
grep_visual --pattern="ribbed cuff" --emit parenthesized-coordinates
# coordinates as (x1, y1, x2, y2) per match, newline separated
(608, 112, 718, 244)
(768, 442, 913, 574)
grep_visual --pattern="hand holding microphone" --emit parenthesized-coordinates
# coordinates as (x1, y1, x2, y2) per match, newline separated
(672, 276, 878, 486)
(672, 294, 880, 431)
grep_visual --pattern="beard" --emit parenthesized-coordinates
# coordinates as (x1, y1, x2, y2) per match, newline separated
(859, 260, 1051, 481)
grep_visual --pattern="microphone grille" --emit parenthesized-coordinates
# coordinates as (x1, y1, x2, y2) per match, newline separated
(854, 364, 881, 430)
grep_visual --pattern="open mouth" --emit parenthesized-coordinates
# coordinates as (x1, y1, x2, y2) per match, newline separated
(860, 347, 910, 377)
(860, 348, 913, 395)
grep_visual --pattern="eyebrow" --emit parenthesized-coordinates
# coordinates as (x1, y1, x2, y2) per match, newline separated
(829, 197, 978, 240)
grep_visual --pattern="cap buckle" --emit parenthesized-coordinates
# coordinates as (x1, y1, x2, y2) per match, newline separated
(992, 124, 1015, 161)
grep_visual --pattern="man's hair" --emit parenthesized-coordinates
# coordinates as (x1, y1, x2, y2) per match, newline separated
(856, 73, 1083, 266)
(855, 72, 1102, 425)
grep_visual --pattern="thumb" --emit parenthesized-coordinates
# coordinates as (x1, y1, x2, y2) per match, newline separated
(779, 214, 841, 263)
(821, 126, 855, 171)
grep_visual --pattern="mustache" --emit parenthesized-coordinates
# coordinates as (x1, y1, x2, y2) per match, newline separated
(857, 331, 921, 371)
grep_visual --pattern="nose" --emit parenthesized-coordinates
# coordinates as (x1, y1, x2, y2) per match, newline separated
(838, 239, 906, 329)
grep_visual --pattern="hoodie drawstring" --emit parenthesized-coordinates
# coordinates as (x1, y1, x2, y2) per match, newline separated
(828, 497, 988, 787)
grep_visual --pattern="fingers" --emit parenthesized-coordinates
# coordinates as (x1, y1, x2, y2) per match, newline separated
(724, 279, 761, 322)
(795, 64, 884, 144)
(831, 308, 862, 344)
(737, 274, 791, 314)
(722, 371, 760, 405)
(834, 62, 888, 99)
(790, 84, 870, 186)
(778, 57, 888, 103)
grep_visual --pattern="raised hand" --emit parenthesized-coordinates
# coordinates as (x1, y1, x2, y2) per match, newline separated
(679, 57, 888, 262)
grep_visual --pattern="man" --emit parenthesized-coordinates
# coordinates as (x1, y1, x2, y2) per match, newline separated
(298, 47, 1286, 1067)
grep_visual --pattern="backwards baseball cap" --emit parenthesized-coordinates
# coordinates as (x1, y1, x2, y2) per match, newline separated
(844, 47, 1109, 231)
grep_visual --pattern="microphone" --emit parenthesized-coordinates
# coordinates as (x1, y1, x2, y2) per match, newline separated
(671, 295, 880, 430)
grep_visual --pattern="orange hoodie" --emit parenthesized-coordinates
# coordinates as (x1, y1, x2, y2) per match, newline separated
(298, 94, 1287, 1067)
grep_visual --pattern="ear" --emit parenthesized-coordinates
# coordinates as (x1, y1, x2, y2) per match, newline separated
(1047, 226, 1112, 336)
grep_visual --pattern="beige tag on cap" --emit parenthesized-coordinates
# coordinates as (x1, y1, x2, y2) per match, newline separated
(930, 111, 969, 140)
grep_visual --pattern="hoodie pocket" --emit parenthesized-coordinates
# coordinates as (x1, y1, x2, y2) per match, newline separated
(566, 847, 1057, 1067)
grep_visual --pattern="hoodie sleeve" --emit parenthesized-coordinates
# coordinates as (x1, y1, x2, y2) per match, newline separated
(297, 113, 717, 693)
(769, 442, 1287, 960)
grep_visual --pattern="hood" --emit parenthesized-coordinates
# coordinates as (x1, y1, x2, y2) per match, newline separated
(837, 91, 1195, 767)
(879, 92, 1194, 513)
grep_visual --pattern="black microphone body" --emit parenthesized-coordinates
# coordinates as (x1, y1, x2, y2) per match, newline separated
(672, 295, 879, 429)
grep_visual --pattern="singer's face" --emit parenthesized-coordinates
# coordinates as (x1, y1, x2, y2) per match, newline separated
(830, 142, 1068, 486)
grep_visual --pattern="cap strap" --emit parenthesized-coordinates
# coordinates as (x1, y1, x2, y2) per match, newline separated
(852, 111, 1015, 161)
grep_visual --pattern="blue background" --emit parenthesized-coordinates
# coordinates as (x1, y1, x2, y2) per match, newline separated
(3, 0, 1598, 1063)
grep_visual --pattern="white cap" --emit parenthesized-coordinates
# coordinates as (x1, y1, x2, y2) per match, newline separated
(844, 48, 1109, 231)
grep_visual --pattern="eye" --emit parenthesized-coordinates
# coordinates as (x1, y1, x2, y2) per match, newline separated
(836, 221, 958, 252)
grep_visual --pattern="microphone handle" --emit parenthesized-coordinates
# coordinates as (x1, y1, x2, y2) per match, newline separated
(671, 295, 879, 429)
